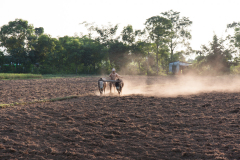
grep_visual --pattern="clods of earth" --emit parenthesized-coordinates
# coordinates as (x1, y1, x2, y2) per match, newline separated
(0, 76, 240, 159)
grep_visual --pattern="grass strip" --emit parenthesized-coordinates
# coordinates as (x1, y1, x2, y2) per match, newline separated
(42, 74, 102, 79)
(0, 73, 43, 80)
(0, 73, 102, 80)
(0, 93, 94, 108)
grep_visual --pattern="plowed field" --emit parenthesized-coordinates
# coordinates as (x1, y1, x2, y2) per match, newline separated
(1, 76, 240, 159)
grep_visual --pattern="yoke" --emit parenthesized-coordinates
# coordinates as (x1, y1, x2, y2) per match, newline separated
(102, 80, 118, 83)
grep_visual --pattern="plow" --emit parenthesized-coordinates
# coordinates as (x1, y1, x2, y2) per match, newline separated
(98, 78, 124, 95)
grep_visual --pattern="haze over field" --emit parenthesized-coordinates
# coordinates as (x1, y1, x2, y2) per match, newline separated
(105, 75, 240, 97)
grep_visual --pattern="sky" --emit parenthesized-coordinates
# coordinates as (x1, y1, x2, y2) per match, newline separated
(1, 0, 240, 58)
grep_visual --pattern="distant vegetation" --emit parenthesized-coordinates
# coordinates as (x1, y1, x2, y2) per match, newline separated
(0, 73, 42, 79)
(0, 10, 240, 75)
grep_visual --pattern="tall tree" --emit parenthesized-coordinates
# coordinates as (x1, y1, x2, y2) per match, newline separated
(35, 27, 44, 38)
(144, 16, 172, 75)
(0, 51, 4, 67)
(65, 38, 82, 74)
(199, 35, 234, 73)
(34, 34, 56, 64)
(121, 25, 147, 73)
(161, 10, 192, 61)
(0, 19, 35, 65)
(130, 41, 149, 74)
(227, 22, 240, 52)
(94, 23, 119, 46)
(121, 25, 136, 45)
(108, 40, 129, 71)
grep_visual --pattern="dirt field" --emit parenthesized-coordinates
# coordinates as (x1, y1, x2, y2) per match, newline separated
(1, 76, 240, 159)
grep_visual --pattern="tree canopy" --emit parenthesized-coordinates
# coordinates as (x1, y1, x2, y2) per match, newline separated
(144, 15, 172, 75)
(0, 13, 239, 75)
(161, 10, 192, 61)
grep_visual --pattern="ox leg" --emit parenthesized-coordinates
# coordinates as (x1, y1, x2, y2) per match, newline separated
(110, 83, 112, 93)
(113, 83, 115, 93)
(103, 84, 105, 94)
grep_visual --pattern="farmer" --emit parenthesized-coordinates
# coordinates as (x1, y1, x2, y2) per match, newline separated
(109, 68, 121, 93)
(109, 68, 120, 80)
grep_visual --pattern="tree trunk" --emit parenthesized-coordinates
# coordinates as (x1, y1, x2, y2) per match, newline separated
(147, 52, 149, 76)
(156, 44, 159, 76)
(138, 61, 141, 74)
(170, 40, 173, 61)
(94, 63, 96, 73)
(162, 60, 164, 73)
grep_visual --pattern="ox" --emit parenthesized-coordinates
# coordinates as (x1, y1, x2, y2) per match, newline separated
(98, 78, 107, 95)
(115, 78, 124, 95)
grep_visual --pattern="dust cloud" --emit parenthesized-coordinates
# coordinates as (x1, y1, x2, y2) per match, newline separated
(118, 75, 240, 97)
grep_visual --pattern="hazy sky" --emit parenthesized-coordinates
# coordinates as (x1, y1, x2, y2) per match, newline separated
(1, 0, 240, 52)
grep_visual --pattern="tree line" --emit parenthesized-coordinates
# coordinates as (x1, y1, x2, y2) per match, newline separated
(0, 10, 240, 75)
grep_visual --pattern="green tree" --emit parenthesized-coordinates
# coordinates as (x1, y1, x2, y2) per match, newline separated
(0, 19, 35, 66)
(144, 16, 172, 75)
(46, 37, 63, 73)
(161, 10, 192, 61)
(227, 22, 240, 51)
(158, 44, 170, 73)
(94, 24, 119, 46)
(121, 25, 136, 45)
(83, 23, 120, 71)
(34, 34, 56, 64)
(78, 37, 107, 74)
(66, 39, 82, 74)
(130, 41, 149, 74)
(0, 51, 4, 67)
(108, 40, 130, 71)
(35, 27, 44, 38)
(121, 25, 148, 74)
(198, 35, 234, 74)
(172, 50, 186, 62)
(144, 42, 155, 75)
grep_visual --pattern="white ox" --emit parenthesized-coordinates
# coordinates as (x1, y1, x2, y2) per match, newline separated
(98, 78, 107, 95)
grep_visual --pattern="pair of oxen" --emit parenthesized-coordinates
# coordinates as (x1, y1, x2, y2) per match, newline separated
(98, 78, 124, 95)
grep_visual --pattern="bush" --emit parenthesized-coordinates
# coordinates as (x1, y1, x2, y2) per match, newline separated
(230, 65, 240, 74)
